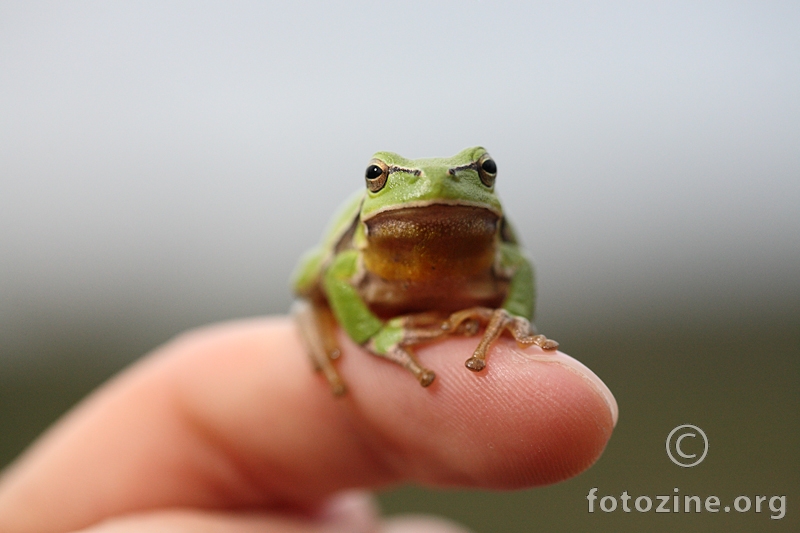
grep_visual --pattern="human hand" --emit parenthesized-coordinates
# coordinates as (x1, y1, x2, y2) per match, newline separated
(0, 317, 617, 532)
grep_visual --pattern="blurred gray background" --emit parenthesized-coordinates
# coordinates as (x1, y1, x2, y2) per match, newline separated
(1, 2, 798, 531)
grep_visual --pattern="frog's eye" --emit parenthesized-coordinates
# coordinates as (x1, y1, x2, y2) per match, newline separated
(477, 154, 497, 187)
(365, 160, 389, 192)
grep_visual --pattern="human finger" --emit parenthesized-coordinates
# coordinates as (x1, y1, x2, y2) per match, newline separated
(0, 317, 616, 532)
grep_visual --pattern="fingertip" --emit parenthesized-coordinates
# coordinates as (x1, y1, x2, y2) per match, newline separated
(336, 334, 616, 488)
(515, 348, 618, 428)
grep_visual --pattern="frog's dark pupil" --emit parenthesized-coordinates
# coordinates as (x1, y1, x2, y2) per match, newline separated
(366, 165, 384, 180)
(481, 159, 497, 174)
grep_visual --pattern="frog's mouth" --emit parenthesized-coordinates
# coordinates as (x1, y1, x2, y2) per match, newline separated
(363, 201, 501, 241)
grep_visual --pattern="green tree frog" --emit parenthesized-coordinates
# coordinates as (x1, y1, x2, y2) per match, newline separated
(292, 147, 557, 395)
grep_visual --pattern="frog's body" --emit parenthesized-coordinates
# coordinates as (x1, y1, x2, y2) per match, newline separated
(292, 147, 556, 395)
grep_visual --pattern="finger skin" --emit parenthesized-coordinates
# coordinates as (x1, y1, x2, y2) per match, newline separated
(72, 511, 347, 533)
(73, 491, 381, 533)
(381, 516, 476, 533)
(0, 317, 615, 533)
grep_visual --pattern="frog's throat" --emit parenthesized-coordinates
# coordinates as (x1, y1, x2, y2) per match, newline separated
(361, 202, 501, 281)
(359, 203, 506, 317)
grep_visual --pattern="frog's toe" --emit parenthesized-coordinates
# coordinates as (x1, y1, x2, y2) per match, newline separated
(418, 369, 436, 387)
(465, 356, 486, 372)
(527, 334, 559, 350)
(458, 318, 481, 336)
(331, 380, 347, 396)
(542, 339, 559, 350)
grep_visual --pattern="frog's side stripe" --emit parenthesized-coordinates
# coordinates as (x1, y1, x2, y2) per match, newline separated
(290, 191, 364, 296)
(333, 215, 359, 254)
(499, 217, 519, 244)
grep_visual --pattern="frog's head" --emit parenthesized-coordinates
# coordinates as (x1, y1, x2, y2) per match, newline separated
(360, 146, 502, 221)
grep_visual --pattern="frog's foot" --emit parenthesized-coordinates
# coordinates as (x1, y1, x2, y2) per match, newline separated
(366, 340, 436, 387)
(444, 307, 558, 372)
(442, 307, 495, 337)
(292, 300, 347, 396)
(396, 314, 454, 346)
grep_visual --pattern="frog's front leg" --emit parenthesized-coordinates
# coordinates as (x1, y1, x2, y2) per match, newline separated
(443, 245, 558, 371)
(365, 318, 437, 387)
(323, 251, 438, 389)
(445, 307, 558, 371)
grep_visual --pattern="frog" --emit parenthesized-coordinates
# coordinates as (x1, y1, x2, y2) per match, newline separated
(291, 146, 558, 395)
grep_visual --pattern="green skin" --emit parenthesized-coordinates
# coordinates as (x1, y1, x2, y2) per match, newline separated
(292, 147, 536, 363)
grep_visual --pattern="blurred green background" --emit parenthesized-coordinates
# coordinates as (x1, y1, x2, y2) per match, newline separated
(2, 2, 798, 531)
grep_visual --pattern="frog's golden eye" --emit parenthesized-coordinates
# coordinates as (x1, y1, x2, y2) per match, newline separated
(477, 154, 497, 187)
(365, 159, 389, 192)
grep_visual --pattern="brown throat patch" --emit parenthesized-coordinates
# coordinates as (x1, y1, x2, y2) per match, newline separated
(363, 203, 499, 282)
(360, 204, 505, 317)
